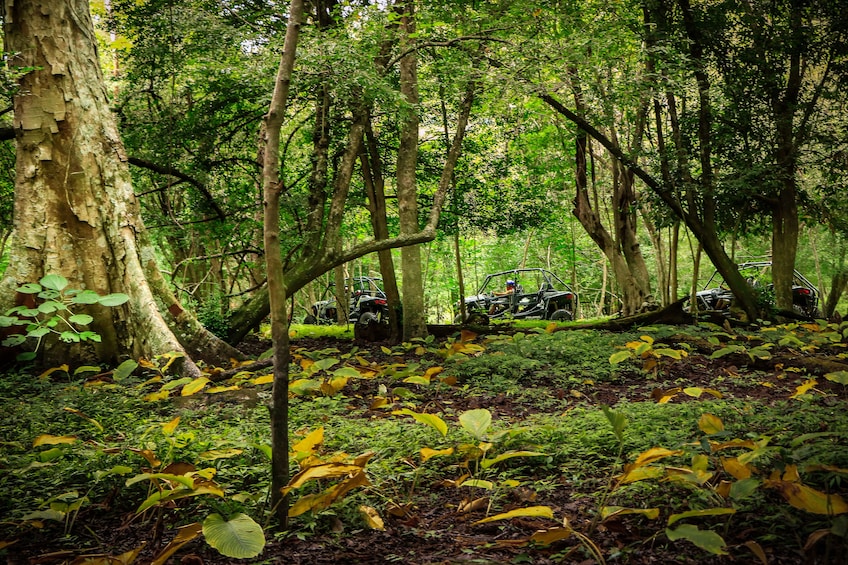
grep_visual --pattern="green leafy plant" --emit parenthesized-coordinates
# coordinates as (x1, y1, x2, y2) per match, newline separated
(609, 334, 688, 375)
(0, 274, 129, 361)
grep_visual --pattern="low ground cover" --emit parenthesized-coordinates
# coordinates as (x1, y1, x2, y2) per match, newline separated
(1, 320, 847, 564)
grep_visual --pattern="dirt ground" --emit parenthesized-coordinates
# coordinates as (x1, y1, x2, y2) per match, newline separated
(4, 327, 848, 565)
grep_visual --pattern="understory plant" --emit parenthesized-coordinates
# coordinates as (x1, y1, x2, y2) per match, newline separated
(0, 274, 129, 361)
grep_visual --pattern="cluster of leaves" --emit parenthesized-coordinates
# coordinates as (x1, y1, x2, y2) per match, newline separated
(2, 322, 848, 562)
(0, 275, 129, 361)
(606, 411, 848, 558)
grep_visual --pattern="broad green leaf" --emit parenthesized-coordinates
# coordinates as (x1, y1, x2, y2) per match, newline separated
(94, 465, 133, 481)
(98, 293, 130, 307)
(481, 451, 546, 469)
(461, 478, 494, 490)
(459, 409, 492, 441)
(112, 359, 138, 381)
(37, 301, 65, 314)
(71, 290, 101, 305)
(59, 331, 81, 343)
(201, 513, 265, 558)
(17, 283, 43, 294)
(403, 375, 431, 385)
(609, 350, 632, 364)
(38, 447, 66, 462)
(136, 485, 226, 513)
(654, 348, 683, 359)
(22, 509, 66, 522)
(824, 371, 848, 386)
(666, 524, 728, 555)
(68, 314, 94, 326)
(39, 275, 68, 291)
(391, 386, 418, 399)
(126, 472, 194, 489)
(4, 335, 27, 347)
(667, 508, 735, 526)
(729, 478, 761, 501)
(396, 409, 448, 438)
(710, 347, 739, 359)
(162, 377, 193, 391)
(313, 357, 339, 372)
(80, 331, 101, 342)
(289, 379, 321, 395)
(474, 505, 554, 524)
(601, 405, 627, 443)
(26, 327, 50, 338)
(618, 465, 664, 484)
(332, 366, 363, 378)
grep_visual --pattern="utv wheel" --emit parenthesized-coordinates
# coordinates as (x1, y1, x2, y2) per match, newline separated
(466, 312, 489, 326)
(550, 309, 573, 322)
(303, 314, 317, 324)
(357, 311, 379, 325)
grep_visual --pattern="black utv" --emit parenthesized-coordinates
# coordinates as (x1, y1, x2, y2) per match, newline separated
(456, 268, 578, 325)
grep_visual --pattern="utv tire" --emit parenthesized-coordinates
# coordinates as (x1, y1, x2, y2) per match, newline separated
(466, 312, 489, 326)
(550, 309, 573, 322)
(357, 311, 379, 325)
(303, 314, 317, 324)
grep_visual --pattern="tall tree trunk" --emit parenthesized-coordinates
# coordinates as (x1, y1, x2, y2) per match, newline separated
(361, 121, 401, 341)
(260, 0, 304, 527)
(0, 0, 242, 375)
(396, 0, 426, 340)
(573, 129, 645, 315)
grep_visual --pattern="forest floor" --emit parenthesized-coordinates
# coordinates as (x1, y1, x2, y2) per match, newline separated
(3, 320, 848, 564)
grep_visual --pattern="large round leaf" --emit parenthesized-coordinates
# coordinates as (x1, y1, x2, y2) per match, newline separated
(202, 513, 265, 559)
(39, 274, 68, 291)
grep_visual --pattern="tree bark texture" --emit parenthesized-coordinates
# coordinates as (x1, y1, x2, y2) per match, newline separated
(1, 0, 242, 373)
(396, 0, 427, 341)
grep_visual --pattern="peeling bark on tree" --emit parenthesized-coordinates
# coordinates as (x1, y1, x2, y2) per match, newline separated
(0, 0, 242, 375)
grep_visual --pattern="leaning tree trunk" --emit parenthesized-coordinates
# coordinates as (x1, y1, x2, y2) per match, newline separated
(0, 0, 242, 375)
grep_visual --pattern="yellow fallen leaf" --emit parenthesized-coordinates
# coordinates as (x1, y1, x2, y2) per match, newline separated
(698, 413, 724, 435)
(181, 377, 209, 396)
(142, 390, 170, 402)
(421, 447, 454, 462)
(473, 505, 554, 524)
(529, 526, 573, 546)
(359, 505, 384, 530)
(32, 434, 77, 447)
(253, 375, 274, 385)
(790, 378, 818, 399)
(291, 427, 324, 454)
(162, 417, 180, 435)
